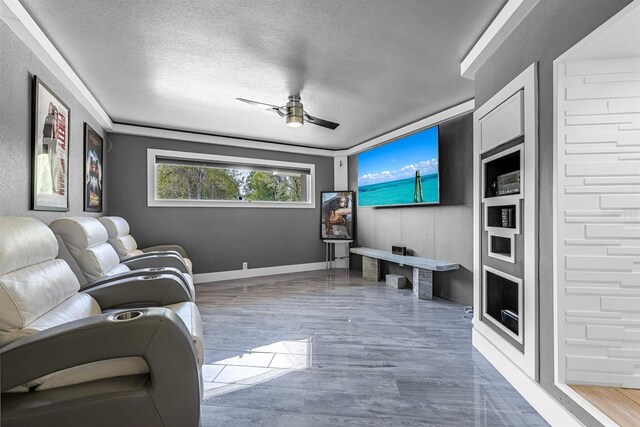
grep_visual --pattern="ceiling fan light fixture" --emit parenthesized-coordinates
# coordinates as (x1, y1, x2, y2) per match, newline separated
(285, 95, 304, 128)
(286, 115, 304, 128)
(237, 95, 338, 130)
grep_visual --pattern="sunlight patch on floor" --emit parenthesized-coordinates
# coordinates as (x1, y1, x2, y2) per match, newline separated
(202, 338, 312, 399)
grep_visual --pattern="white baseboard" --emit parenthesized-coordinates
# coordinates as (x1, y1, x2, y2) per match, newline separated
(472, 328, 583, 427)
(554, 382, 618, 427)
(193, 261, 327, 284)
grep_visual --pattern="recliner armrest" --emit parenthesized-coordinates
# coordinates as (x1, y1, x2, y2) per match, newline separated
(128, 249, 183, 259)
(122, 253, 189, 275)
(1, 308, 201, 426)
(142, 244, 188, 258)
(85, 267, 192, 297)
(85, 274, 192, 308)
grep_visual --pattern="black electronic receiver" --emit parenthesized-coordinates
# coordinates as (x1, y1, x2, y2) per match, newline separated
(392, 245, 407, 256)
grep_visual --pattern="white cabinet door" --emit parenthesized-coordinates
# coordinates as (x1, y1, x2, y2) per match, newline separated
(479, 90, 523, 152)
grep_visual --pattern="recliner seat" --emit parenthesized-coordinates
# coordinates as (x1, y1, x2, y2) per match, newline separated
(0, 217, 202, 427)
(50, 216, 196, 299)
(49, 217, 202, 363)
(99, 216, 193, 274)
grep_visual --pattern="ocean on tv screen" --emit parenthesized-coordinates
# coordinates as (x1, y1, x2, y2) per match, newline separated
(358, 173, 439, 206)
(357, 125, 439, 206)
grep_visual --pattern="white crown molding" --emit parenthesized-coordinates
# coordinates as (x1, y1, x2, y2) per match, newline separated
(338, 99, 475, 157)
(1, 0, 113, 131)
(193, 261, 326, 284)
(461, 0, 541, 80)
(112, 123, 337, 157)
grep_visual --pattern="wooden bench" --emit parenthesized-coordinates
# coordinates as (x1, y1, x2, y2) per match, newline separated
(350, 247, 459, 300)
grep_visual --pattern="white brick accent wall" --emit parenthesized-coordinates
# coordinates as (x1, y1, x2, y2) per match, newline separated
(557, 57, 640, 388)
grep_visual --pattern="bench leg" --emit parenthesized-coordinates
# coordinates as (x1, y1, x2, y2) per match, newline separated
(362, 256, 380, 282)
(413, 267, 433, 300)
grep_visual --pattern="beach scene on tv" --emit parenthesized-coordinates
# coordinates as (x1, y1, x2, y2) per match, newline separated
(357, 126, 439, 207)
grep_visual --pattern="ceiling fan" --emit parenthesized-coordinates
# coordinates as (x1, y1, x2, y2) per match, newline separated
(236, 95, 340, 130)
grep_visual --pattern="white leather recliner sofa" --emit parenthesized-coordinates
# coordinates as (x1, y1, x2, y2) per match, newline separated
(0, 217, 202, 427)
(49, 217, 202, 362)
(99, 216, 193, 275)
(50, 217, 196, 299)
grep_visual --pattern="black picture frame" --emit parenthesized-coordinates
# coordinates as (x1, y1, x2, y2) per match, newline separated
(83, 123, 104, 212)
(320, 191, 355, 240)
(31, 76, 70, 211)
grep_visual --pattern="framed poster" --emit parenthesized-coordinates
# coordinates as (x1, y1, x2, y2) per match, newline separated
(320, 191, 355, 240)
(84, 123, 103, 212)
(32, 76, 70, 211)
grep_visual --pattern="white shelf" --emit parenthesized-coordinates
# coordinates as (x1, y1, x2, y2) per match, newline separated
(483, 193, 522, 205)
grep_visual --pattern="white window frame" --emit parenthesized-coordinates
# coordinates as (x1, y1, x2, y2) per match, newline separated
(147, 149, 316, 208)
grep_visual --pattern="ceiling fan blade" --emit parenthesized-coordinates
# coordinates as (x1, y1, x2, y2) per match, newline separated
(271, 107, 286, 118)
(236, 98, 282, 110)
(304, 113, 340, 130)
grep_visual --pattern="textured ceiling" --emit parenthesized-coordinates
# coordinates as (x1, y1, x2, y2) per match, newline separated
(23, 0, 506, 149)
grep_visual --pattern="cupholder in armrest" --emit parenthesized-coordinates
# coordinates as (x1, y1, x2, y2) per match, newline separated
(114, 311, 143, 321)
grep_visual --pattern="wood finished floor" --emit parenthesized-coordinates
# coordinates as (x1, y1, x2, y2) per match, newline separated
(195, 270, 548, 426)
(571, 385, 640, 427)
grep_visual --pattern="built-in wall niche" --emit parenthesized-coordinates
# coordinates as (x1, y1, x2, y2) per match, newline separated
(487, 205, 516, 229)
(483, 266, 523, 346)
(484, 196, 521, 231)
(489, 235, 514, 263)
(482, 144, 523, 266)
(473, 62, 537, 381)
(482, 142, 523, 200)
(484, 195, 520, 263)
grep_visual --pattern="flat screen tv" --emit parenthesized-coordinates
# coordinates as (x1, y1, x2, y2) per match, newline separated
(358, 125, 439, 207)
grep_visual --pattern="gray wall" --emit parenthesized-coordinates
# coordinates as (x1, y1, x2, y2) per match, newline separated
(105, 134, 334, 274)
(474, 1, 633, 425)
(0, 20, 107, 223)
(348, 114, 474, 305)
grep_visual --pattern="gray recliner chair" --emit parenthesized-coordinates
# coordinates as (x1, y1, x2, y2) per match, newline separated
(99, 216, 193, 275)
(50, 217, 196, 300)
(0, 217, 202, 427)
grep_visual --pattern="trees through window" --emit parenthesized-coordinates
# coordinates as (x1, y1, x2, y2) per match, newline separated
(148, 149, 314, 207)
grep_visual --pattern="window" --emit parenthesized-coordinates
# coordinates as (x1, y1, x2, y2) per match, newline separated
(147, 149, 315, 208)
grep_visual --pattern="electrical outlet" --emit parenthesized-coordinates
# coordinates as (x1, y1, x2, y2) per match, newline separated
(242, 262, 248, 270)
